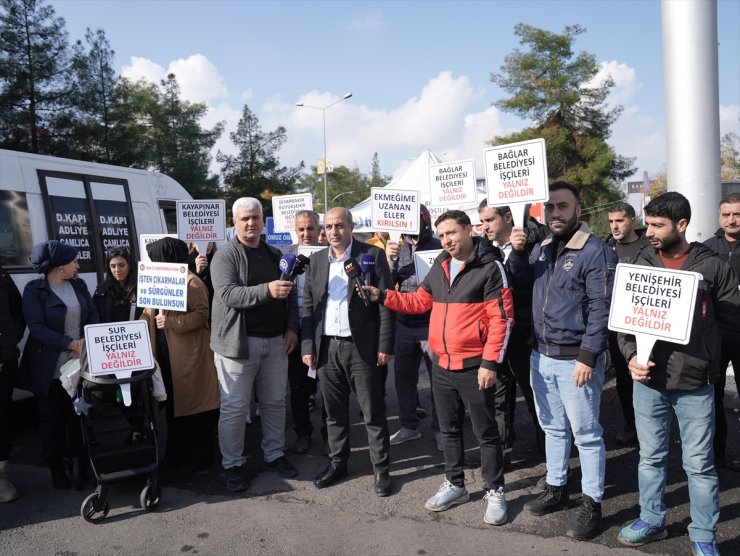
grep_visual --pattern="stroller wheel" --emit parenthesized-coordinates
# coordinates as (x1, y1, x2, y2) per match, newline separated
(81, 492, 110, 523)
(140, 483, 161, 511)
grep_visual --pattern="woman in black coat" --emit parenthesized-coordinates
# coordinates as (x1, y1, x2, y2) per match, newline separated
(19, 240, 99, 489)
(93, 247, 143, 323)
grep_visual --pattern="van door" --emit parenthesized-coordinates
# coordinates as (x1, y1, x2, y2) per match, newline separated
(38, 170, 139, 284)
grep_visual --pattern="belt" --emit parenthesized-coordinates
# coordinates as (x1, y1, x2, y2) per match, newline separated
(324, 335, 353, 343)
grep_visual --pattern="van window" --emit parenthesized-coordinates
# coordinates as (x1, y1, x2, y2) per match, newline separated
(0, 190, 33, 268)
(159, 201, 178, 233)
(39, 171, 137, 280)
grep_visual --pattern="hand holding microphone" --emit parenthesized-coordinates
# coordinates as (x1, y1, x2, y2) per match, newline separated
(270, 254, 297, 299)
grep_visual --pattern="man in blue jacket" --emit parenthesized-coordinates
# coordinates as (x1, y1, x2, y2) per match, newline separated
(508, 181, 616, 540)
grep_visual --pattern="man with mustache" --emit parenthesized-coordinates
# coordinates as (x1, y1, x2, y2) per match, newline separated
(703, 191, 740, 472)
(508, 182, 616, 540)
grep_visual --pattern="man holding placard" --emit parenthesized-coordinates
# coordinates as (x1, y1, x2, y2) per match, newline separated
(385, 205, 443, 449)
(616, 192, 740, 556)
(508, 182, 616, 540)
(478, 199, 547, 462)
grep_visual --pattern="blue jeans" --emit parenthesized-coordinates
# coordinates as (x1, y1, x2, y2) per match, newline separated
(633, 381, 719, 542)
(531, 351, 605, 501)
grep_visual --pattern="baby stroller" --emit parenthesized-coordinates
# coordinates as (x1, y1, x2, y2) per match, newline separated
(76, 360, 162, 523)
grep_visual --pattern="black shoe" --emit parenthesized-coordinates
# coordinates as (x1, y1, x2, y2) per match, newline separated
(290, 434, 312, 455)
(265, 456, 298, 478)
(314, 463, 348, 489)
(616, 422, 638, 446)
(224, 465, 249, 492)
(374, 472, 391, 497)
(50, 461, 70, 490)
(524, 483, 569, 516)
(565, 495, 601, 540)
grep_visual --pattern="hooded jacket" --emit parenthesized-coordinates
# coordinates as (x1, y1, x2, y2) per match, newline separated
(618, 242, 740, 390)
(382, 236, 514, 372)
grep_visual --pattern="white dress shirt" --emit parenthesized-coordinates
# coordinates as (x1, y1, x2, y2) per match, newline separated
(323, 240, 353, 337)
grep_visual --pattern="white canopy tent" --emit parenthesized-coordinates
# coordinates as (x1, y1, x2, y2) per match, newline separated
(349, 149, 484, 232)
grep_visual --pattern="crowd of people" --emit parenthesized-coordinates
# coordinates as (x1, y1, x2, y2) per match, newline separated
(0, 186, 739, 556)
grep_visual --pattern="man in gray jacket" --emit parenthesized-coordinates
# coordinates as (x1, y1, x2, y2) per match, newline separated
(211, 197, 299, 492)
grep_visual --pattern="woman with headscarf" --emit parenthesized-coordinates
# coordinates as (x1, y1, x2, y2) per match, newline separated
(93, 247, 142, 323)
(142, 238, 219, 472)
(19, 240, 99, 489)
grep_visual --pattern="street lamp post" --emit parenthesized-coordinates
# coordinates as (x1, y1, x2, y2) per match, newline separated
(296, 92, 353, 211)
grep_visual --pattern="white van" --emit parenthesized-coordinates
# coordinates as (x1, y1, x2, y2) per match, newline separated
(0, 149, 193, 294)
(1, 149, 193, 399)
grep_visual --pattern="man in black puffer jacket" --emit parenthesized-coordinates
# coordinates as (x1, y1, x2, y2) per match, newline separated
(702, 191, 740, 471)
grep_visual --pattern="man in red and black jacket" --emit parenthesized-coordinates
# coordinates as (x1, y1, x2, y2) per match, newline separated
(364, 210, 514, 526)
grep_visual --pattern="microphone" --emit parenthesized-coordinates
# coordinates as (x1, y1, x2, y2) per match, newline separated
(279, 254, 297, 281)
(343, 257, 369, 307)
(358, 253, 375, 286)
(289, 254, 311, 280)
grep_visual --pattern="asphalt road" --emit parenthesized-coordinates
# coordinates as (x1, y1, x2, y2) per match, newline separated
(1, 364, 738, 555)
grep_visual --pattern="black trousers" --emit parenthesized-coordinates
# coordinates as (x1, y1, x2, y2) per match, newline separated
(494, 338, 541, 450)
(608, 331, 635, 424)
(35, 379, 81, 463)
(288, 345, 315, 437)
(714, 339, 740, 458)
(0, 359, 15, 461)
(433, 363, 504, 491)
(318, 337, 389, 474)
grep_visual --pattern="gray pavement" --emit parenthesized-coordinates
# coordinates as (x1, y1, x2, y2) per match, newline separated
(1, 365, 738, 555)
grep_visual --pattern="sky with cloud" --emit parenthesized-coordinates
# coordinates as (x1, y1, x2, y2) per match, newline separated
(58, 0, 739, 186)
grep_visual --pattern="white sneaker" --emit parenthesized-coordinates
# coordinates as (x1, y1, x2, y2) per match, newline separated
(425, 479, 469, 512)
(483, 487, 508, 525)
(389, 427, 421, 445)
(0, 472, 19, 503)
(434, 431, 444, 452)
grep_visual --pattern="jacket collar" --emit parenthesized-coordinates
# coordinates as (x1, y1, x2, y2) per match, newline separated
(541, 221, 592, 250)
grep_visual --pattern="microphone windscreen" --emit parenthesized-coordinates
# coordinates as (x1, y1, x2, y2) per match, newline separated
(279, 253, 297, 277)
(343, 258, 361, 279)
(358, 253, 376, 274)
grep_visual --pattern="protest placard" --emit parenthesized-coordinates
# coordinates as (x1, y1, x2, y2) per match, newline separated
(272, 193, 313, 233)
(176, 200, 226, 254)
(84, 321, 154, 376)
(428, 159, 477, 207)
(484, 138, 549, 226)
(297, 245, 325, 258)
(414, 249, 444, 283)
(608, 263, 701, 365)
(265, 216, 293, 247)
(137, 261, 189, 312)
(371, 187, 419, 242)
(139, 234, 177, 262)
